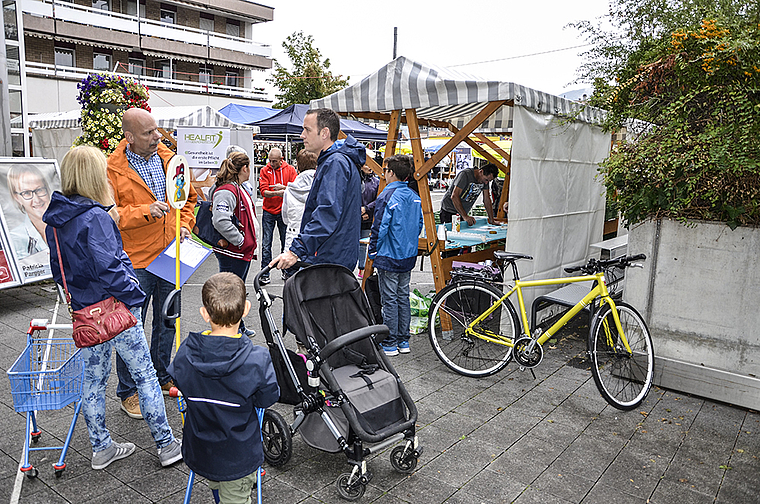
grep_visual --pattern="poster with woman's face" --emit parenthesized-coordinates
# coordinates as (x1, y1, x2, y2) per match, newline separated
(0, 212, 21, 288)
(0, 159, 61, 284)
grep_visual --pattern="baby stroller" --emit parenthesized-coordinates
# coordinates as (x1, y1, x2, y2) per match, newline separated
(254, 264, 422, 500)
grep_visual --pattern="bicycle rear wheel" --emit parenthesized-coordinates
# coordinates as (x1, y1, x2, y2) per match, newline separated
(428, 281, 518, 377)
(588, 302, 654, 410)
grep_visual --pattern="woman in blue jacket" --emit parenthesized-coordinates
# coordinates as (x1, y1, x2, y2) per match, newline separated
(43, 145, 181, 471)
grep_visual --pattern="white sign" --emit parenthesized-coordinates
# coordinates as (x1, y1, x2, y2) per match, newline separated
(177, 127, 230, 170)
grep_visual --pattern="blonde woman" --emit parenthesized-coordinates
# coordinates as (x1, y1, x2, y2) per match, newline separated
(43, 145, 181, 470)
(6, 164, 52, 259)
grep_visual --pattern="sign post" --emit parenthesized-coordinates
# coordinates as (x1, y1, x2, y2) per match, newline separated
(165, 155, 190, 352)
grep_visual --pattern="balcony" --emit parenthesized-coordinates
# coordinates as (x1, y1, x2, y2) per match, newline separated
(21, 0, 272, 65)
(25, 61, 268, 100)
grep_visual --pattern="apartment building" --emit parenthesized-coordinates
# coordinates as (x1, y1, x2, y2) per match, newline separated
(5, 0, 274, 154)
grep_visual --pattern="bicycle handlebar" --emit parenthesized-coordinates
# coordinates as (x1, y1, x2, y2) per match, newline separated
(564, 254, 647, 275)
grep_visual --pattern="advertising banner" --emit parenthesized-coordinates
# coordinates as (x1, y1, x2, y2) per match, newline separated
(177, 127, 230, 195)
(0, 158, 61, 286)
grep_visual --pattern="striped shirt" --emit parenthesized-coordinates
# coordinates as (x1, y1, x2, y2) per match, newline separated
(126, 145, 166, 200)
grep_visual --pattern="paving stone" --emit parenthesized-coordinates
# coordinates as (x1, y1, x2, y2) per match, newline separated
(459, 466, 527, 503)
(532, 467, 596, 501)
(649, 478, 716, 504)
(387, 471, 458, 504)
(512, 483, 575, 504)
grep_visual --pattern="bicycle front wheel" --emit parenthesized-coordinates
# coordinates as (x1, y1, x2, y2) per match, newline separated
(589, 302, 654, 410)
(428, 281, 518, 377)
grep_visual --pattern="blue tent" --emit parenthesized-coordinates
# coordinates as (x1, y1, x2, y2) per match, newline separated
(252, 104, 387, 142)
(218, 103, 279, 124)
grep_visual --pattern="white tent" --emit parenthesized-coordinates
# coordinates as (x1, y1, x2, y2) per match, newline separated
(28, 105, 259, 163)
(312, 57, 610, 301)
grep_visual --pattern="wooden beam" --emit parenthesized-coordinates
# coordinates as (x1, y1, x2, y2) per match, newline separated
(473, 133, 511, 164)
(413, 100, 508, 181)
(406, 108, 447, 292)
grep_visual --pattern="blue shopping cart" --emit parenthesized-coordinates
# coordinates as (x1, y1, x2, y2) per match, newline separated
(6, 319, 83, 479)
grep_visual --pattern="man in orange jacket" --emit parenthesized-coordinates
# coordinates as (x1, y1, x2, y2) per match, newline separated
(107, 107, 197, 419)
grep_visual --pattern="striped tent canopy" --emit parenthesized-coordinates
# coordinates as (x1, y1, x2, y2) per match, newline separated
(28, 105, 258, 132)
(310, 57, 605, 132)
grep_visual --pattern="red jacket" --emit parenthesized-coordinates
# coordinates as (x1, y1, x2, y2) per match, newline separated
(259, 161, 297, 215)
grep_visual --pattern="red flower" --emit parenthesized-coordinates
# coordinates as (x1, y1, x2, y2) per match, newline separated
(101, 138, 109, 149)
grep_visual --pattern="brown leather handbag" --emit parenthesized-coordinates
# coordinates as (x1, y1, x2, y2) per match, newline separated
(53, 229, 137, 348)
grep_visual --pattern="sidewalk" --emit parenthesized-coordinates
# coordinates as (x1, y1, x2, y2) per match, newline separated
(0, 257, 758, 503)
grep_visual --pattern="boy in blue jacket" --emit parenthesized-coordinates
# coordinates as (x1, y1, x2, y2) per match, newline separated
(368, 155, 423, 355)
(168, 273, 279, 504)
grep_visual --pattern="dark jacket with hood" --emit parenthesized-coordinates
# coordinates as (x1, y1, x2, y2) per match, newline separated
(289, 135, 363, 270)
(43, 191, 145, 311)
(167, 331, 279, 481)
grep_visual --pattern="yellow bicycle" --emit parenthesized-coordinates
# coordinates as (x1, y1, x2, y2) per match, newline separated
(428, 251, 654, 410)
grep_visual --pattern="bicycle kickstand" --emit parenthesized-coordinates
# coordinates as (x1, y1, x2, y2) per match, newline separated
(518, 366, 537, 380)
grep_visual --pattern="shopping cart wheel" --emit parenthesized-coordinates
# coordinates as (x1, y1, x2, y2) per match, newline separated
(22, 466, 38, 479)
(31, 431, 42, 443)
(54, 462, 66, 478)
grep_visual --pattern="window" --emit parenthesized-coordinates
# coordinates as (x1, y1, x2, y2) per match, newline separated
(126, 0, 145, 17)
(225, 70, 238, 87)
(199, 13, 214, 32)
(3, 0, 18, 41)
(154, 59, 173, 79)
(225, 19, 239, 38)
(160, 7, 175, 24)
(93, 52, 111, 71)
(9, 89, 21, 119)
(54, 47, 75, 67)
(92, 0, 109, 11)
(6, 46, 20, 85)
(198, 64, 211, 84)
(128, 57, 146, 76)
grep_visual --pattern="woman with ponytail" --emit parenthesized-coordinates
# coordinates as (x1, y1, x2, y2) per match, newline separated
(209, 151, 258, 337)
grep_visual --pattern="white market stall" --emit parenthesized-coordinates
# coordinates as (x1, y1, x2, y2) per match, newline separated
(311, 56, 611, 302)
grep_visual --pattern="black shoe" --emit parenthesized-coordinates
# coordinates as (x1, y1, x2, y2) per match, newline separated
(259, 276, 270, 285)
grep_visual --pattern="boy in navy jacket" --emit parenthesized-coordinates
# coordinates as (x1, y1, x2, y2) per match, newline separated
(368, 155, 423, 355)
(168, 273, 279, 503)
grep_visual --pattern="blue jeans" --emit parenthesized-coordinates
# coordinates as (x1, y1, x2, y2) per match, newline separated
(215, 251, 252, 332)
(82, 307, 175, 452)
(261, 210, 286, 275)
(377, 269, 412, 348)
(358, 228, 371, 270)
(116, 268, 174, 400)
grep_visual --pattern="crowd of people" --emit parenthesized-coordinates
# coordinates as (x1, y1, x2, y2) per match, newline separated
(40, 106, 442, 503)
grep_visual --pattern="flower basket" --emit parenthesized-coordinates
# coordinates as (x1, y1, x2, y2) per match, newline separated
(73, 73, 150, 155)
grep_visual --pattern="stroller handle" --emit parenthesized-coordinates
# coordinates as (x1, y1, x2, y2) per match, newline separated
(319, 325, 389, 361)
(254, 260, 310, 292)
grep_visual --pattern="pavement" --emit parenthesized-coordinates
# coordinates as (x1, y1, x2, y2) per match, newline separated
(0, 198, 758, 503)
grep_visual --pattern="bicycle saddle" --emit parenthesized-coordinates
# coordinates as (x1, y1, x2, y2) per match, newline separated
(494, 251, 533, 261)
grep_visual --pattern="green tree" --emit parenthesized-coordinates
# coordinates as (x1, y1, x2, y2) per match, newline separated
(584, 7, 760, 229)
(268, 31, 349, 108)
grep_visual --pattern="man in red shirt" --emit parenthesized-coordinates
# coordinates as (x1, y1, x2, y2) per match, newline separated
(258, 147, 297, 284)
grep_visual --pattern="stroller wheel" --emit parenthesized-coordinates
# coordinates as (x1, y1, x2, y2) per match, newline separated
(261, 409, 292, 467)
(336, 472, 366, 501)
(390, 445, 418, 474)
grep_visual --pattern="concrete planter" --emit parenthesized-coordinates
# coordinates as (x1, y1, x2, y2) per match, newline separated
(626, 218, 760, 410)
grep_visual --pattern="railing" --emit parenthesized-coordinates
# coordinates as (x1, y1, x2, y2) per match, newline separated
(20, 0, 272, 58)
(25, 62, 268, 100)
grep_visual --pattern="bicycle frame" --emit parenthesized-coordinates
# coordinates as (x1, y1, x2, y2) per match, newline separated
(468, 272, 632, 353)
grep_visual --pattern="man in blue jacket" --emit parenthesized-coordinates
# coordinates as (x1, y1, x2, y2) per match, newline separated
(271, 108, 363, 271)
(368, 155, 423, 355)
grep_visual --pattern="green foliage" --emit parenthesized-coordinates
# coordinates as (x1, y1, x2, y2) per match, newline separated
(268, 32, 349, 108)
(586, 7, 760, 228)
